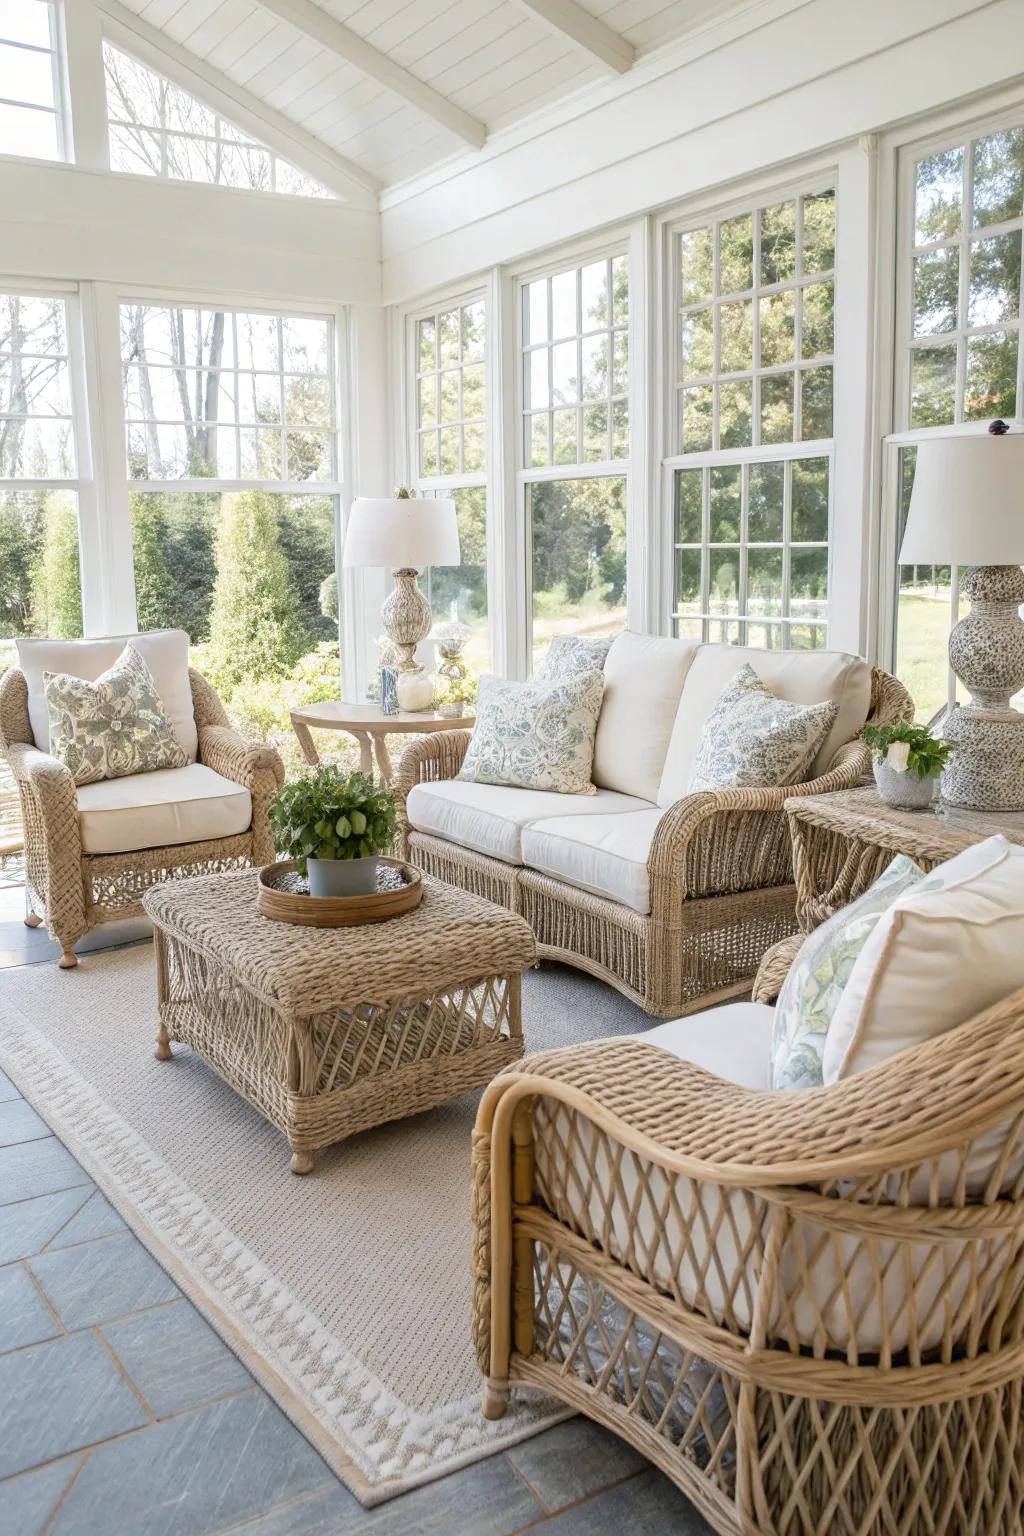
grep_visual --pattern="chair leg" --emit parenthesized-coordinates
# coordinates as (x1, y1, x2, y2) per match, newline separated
(58, 945, 78, 969)
(482, 1379, 509, 1419)
(24, 913, 42, 928)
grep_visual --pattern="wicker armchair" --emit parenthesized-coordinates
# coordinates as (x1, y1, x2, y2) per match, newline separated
(0, 666, 284, 967)
(394, 667, 913, 1018)
(472, 937, 1024, 1535)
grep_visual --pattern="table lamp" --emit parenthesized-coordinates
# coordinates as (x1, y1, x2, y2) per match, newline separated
(899, 426, 1024, 810)
(342, 489, 459, 675)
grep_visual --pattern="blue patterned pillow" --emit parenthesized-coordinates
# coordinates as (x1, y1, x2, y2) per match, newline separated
(688, 664, 839, 794)
(458, 671, 604, 794)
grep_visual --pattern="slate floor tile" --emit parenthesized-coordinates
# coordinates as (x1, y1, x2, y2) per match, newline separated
(29, 1229, 179, 1329)
(103, 1299, 253, 1418)
(44, 1191, 126, 1251)
(1, 1454, 84, 1536)
(213, 1485, 361, 1536)
(0, 1262, 61, 1352)
(0, 1187, 93, 1266)
(0, 1331, 149, 1480)
(0, 1067, 19, 1101)
(532, 1467, 711, 1534)
(0, 1138, 91, 1206)
(49, 1392, 332, 1536)
(0, 1098, 50, 1148)
(506, 1416, 646, 1512)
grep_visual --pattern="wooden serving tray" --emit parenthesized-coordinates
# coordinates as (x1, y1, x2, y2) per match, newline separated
(256, 857, 423, 927)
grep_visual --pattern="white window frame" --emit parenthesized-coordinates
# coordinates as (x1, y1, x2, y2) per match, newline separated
(512, 231, 633, 677)
(0, 0, 70, 163)
(875, 92, 1024, 713)
(654, 148, 874, 657)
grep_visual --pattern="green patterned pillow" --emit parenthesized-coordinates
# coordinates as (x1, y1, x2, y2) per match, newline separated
(458, 670, 604, 794)
(769, 855, 924, 1090)
(44, 643, 189, 786)
(536, 634, 613, 683)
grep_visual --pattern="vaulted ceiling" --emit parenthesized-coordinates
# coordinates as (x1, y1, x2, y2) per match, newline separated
(102, 0, 748, 191)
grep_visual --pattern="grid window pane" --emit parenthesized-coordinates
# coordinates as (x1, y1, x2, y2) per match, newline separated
(672, 458, 829, 647)
(522, 255, 628, 469)
(905, 130, 1024, 427)
(677, 185, 835, 451)
(104, 44, 333, 200)
(1, 292, 75, 477)
(530, 477, 626, 668)
(0, 490, 82, 656)
(0, 3, 61, 161)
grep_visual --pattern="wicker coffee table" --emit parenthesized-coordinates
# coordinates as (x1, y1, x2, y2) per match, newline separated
(142, 871, 536, 1174)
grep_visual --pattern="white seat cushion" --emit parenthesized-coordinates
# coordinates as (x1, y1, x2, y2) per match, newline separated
(657, 643, 872, 806)
(522, 809, 665, 914)
(76, 764, 252, 855)
(406, 780, 652, 865)
(639, 1003, 774, 1087)
(592, 632, 700, 801)
(17, 630, 198, 762)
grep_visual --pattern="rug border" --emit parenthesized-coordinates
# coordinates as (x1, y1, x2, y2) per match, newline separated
(0, 978, 570, 1508)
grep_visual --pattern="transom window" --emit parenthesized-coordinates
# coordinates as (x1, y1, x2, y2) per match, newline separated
(677, 190, 835, 453)
(0, 1, 64, 162)
(908, 127, 1023, 426)
(104, 45, 334, 200)
(523, 256, 628, 467)
(120, 304, 336, 483)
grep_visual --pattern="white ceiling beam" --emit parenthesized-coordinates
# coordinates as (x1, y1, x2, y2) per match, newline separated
(97, 0, 381, 203)
(510, 0, 634, 75)
(253, 0, 487, 150)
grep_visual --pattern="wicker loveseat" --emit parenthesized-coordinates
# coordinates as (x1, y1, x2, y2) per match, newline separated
(394, 636, 913, 1018)
(0, 630, 284, 967)
(472, 931, 1024, 1536)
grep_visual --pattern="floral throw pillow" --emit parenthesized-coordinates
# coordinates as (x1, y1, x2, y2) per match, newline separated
(687, 664, 839, 794)
(458, 670, 604, 795)
(44, 644, 189, 786)
(536, 634, 614, 683)
(770, 855, 923, 1089)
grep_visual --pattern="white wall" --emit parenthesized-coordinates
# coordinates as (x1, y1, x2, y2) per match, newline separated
(380, 0, 1024, 303)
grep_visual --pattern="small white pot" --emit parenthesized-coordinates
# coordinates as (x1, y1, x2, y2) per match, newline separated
(307, 855, 379, 898)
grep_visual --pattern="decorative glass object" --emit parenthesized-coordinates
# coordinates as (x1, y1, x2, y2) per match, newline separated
(434, 622, 473, 719)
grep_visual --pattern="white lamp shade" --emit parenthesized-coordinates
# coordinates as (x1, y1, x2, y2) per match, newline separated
(342, 496, 459, 570)
(899, 432, 1024, 566)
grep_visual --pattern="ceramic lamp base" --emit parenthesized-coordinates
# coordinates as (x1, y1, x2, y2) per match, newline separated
(382, 568, 432, 672)
(940, 705, 1024, 812)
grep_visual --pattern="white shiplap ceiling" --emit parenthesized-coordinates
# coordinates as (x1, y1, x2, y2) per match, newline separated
(104, 0, 755, 191)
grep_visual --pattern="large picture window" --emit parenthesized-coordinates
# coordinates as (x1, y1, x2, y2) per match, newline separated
(104, 45, 333, 200)
(670, 185, 835, 647)
(521, 254, 629, 667)
(893, 122, 1024, 720)
(414, 297, 488, 670)
(0, 1, 64, 162)
(120, 301, 342, 770)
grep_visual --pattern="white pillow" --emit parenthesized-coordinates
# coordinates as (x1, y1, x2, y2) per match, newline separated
(770, 854, 923, 1090)
(592, 632, 699, 802)
(458, 671, 604, 795)
(824, 836, 1024, 1082)
(687, 663, 839, 794)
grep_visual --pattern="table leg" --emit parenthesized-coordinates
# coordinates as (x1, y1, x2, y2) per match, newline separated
(353, 731, 373, 778)
(154, 928, 173, 1061)
(292, 719, 320, 768)
(289, 1147, 316, 1175)
(372, 734, 394, 786)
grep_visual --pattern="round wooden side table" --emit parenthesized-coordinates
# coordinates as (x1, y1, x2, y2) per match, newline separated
(289, 701, 474, 786)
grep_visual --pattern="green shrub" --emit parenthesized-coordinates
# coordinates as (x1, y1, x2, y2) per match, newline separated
(269, 766, 396, 872)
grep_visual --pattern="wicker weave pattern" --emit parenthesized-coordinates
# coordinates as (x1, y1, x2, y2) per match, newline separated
(472, 965, 1024, 1534)
(394, 669, 913, 1017)
(0, 665, 285, 963)
(145, 869, 536, 1170)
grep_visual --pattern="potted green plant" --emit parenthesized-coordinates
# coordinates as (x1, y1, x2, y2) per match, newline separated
(434, 671, 476, 720)
(861, 721, 954, 810)
(269, 766, 397, 898)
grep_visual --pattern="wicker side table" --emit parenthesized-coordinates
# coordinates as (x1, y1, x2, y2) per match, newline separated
(142, 870, 536, 1174)
(785, 785, 1024, 931)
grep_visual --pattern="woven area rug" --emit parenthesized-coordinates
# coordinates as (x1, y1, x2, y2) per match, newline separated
(0, 944, 649, 1505)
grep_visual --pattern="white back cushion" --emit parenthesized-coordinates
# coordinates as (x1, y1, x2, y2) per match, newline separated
(657, 643, 871, 806)
(592, 632, 700, 802)
(16, 630, 198, 762)
(824, 836, 1024, 1083)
